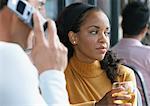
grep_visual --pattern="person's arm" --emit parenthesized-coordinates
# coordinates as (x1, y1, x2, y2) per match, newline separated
(39, 70, 69, 105)
(0, 43, 47, 106)
(0, 42, 69, 106)
(0, 13, 69, 105)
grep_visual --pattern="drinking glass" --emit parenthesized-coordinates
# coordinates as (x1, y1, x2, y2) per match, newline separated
(112, 81, 136, 104)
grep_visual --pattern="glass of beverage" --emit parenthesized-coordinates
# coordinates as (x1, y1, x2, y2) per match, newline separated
(112, 81, 136, 104)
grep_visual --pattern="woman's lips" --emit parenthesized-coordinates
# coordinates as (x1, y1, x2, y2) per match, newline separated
(96, 47, 107, 54)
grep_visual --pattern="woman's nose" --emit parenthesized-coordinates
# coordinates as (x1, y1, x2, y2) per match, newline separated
(97, 32, 108, 43)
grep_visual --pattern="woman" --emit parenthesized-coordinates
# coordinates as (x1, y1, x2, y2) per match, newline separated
(56, 3, 137, 106)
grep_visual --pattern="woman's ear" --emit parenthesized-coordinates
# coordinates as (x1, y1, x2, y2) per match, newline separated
(68, 31, 78, 45)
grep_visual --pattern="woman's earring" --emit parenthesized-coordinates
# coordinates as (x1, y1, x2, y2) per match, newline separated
(73, 41, 76, 44)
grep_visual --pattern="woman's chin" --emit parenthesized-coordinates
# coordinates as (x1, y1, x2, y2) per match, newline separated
(97, 55, 105, 61)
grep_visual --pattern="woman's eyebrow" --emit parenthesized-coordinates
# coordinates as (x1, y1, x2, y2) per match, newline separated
(88, 25, 110, 30)
(88, 25, 100, 29)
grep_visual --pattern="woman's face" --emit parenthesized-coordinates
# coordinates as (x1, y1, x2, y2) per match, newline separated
(73, 10, 110, 63)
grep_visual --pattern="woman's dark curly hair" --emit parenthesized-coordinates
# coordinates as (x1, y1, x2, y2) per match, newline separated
(56, 2, 121, 83)
(100, 50, 121, 83)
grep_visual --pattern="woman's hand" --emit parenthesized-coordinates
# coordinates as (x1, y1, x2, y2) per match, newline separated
(95, 87, 132, 106)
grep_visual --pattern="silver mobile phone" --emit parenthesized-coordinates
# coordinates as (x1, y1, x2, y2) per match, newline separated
(7, 0, 47, 31)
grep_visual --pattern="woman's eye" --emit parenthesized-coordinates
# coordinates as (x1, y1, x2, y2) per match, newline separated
(89, 30, 98, 35)
(104, 31, 111, 37)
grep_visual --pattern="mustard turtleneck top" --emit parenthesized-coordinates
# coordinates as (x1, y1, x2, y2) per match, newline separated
(65, 55, 137, 106)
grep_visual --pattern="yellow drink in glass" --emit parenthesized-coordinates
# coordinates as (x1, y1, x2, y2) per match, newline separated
(112, 81, 135, 104)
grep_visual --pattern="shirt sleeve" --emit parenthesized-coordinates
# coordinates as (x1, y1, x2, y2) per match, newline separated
(39, 70, 70, 106)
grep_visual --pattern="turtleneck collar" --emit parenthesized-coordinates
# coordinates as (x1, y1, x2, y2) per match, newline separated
(69, 54, 104, 78)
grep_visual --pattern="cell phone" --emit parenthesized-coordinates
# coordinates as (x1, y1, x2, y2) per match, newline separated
(7, 0, 47, 31)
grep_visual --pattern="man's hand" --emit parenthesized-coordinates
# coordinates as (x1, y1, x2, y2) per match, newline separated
(31, 13, 68, 74)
